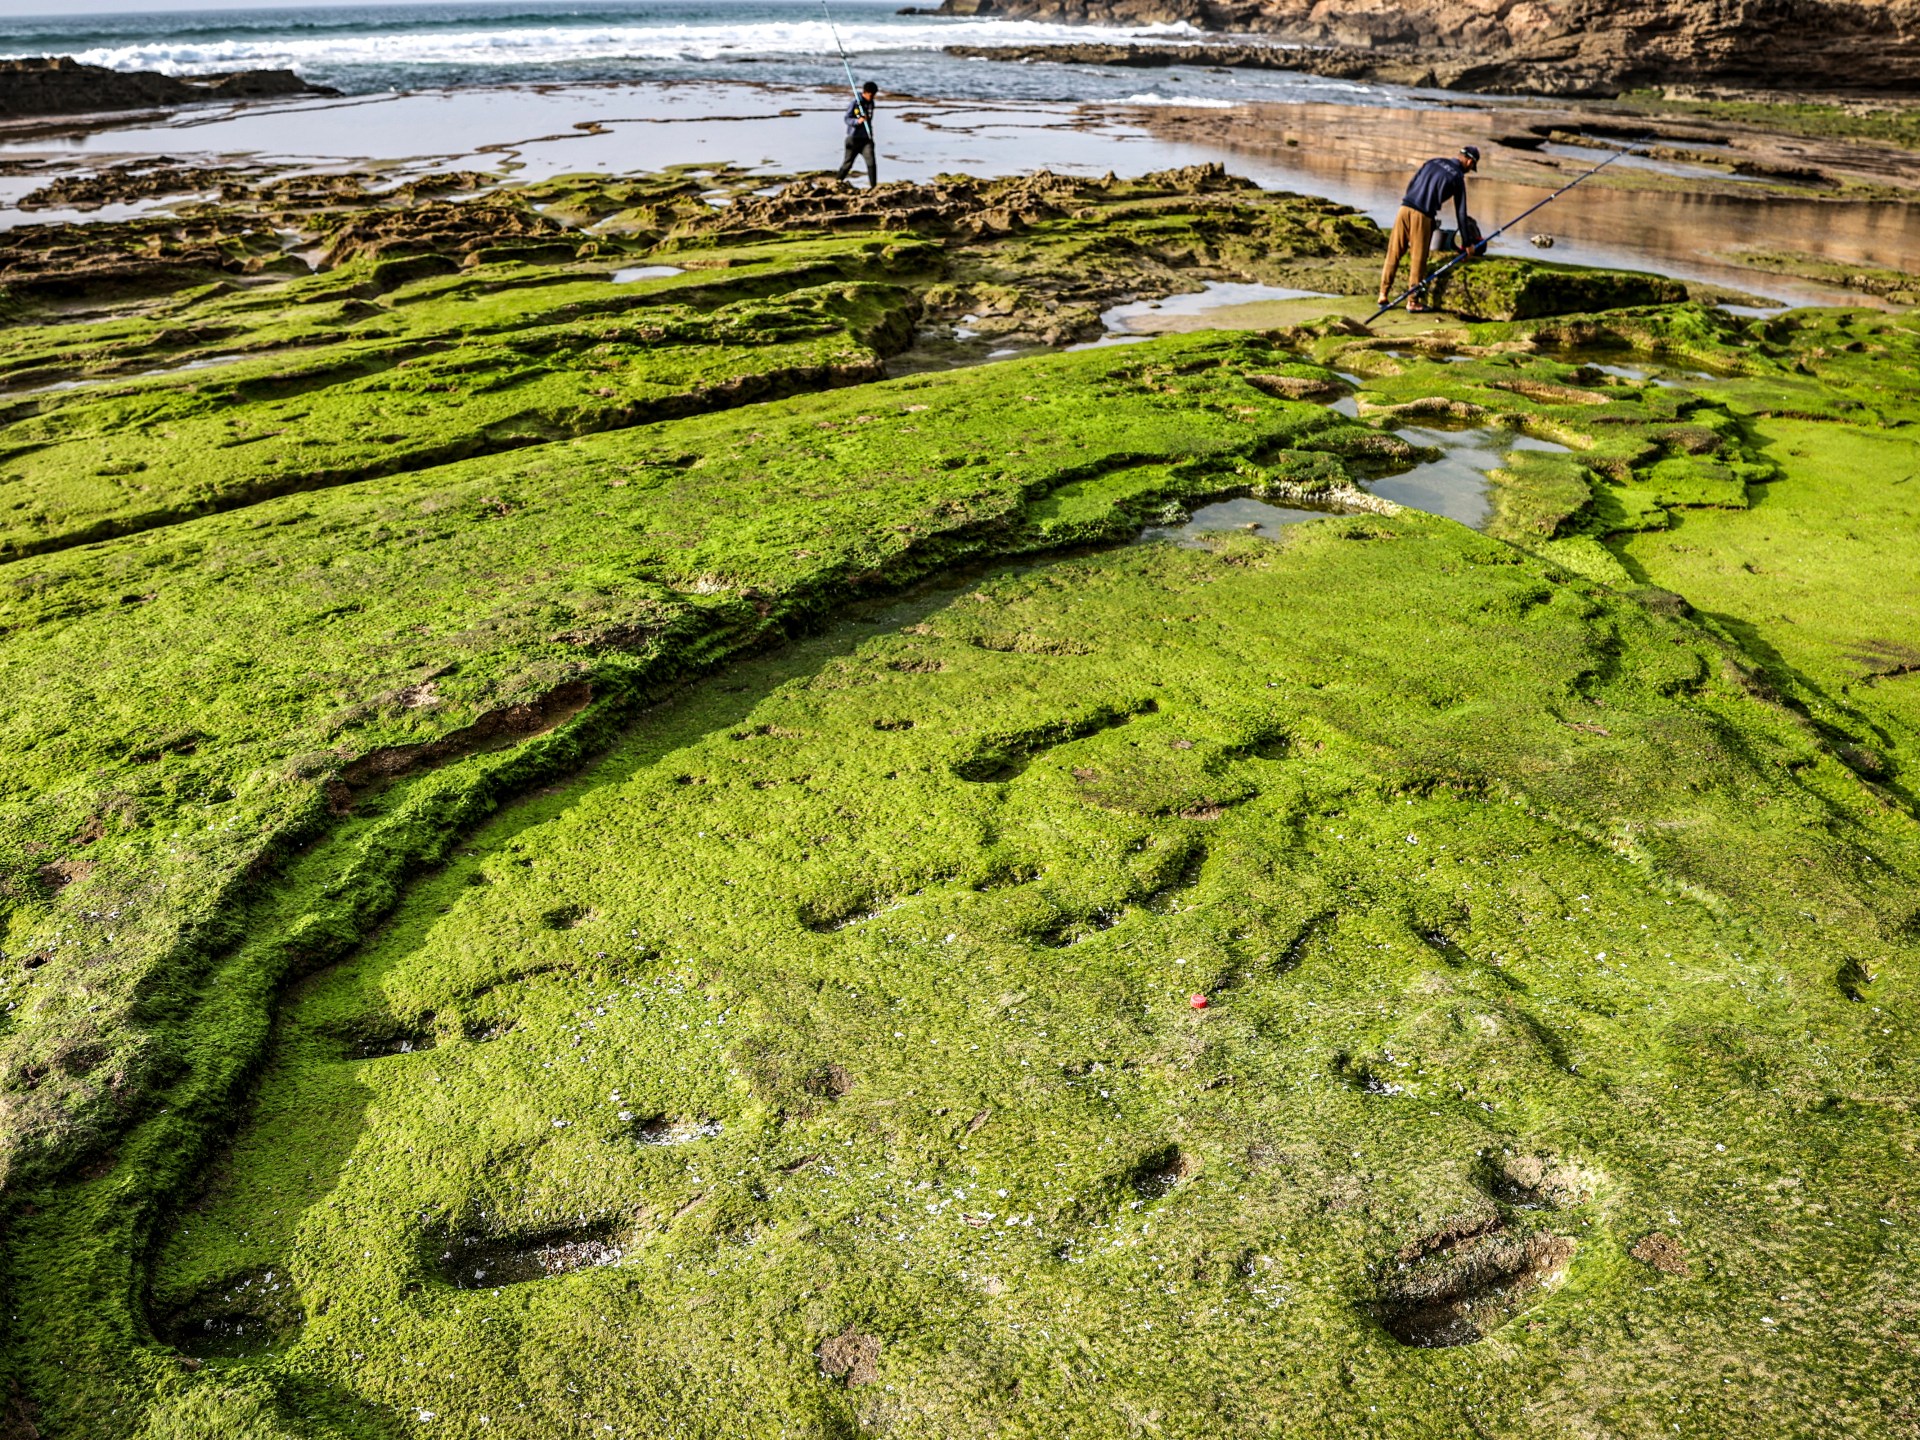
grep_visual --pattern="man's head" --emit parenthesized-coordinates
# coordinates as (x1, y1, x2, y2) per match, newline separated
(1459, 144, 1481, 172)
(861, 81, 879, 97)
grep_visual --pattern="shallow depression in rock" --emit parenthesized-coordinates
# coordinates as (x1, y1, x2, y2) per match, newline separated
(1582, 360, 1710, 388)
(888, 329, 1049, 376)
(1370, 426, 1571, 529)
(1140, 495, 1342, 546)
(1097, 280, 1339, 335)
(611, 263, 684, 283)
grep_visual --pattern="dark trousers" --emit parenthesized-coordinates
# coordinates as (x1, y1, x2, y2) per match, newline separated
(836, 136, 876, 186)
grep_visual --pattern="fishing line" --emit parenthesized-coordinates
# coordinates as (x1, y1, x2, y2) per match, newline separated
(1365, 135, 1658, 326)
(821, 0, 860, 103)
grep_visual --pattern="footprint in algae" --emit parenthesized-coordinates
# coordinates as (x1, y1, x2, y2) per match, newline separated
(1129, 1144, 1197, 1199)
(152, 1269, 306, 1359)
(1372, 1217, 1575, 1347)
(440, 1228, 628, 1289)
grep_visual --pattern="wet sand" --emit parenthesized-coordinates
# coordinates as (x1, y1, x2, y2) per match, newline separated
(1094, 283, 1523, 339)
(1, 76, 1914, 307)
(0, 80, 1203, 186)
(1144, 100, 1920, 307)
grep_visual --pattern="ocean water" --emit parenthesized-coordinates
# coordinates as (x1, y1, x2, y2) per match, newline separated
(0, 0, 1425, 108)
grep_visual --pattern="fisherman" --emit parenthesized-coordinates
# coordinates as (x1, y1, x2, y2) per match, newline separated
(835, 80, 880, 189)
(1378, 144, 1480, 313)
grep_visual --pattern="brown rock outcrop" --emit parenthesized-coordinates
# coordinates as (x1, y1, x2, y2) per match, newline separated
(0, 172, 506, 300)
(694, 165, 1253, 242)
(934, 0, 1920, 96)
(319, 195, 584, 268)
(0, 215, 282, 296)
(0, 57, 336, 120)
(948, 39, 1450, 88)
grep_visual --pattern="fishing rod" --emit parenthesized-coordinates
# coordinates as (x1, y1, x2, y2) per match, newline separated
(1364, 135, 1656, 326)
(821, 0, 861, 104)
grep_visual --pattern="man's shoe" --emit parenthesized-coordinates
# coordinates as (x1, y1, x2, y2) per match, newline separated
(1406, 300, 1430, 313)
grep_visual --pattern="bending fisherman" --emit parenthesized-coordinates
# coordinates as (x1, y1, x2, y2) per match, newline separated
(835, 81, 880, 189)
(1379, 144, 1480, 313)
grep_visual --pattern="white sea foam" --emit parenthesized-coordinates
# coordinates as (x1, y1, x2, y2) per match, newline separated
(1120, 94, 1240, 107)
(46, 19, 1203, 77)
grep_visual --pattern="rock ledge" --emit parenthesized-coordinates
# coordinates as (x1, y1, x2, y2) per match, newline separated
(0, 57, 338, 120)
(931, 0, 1920, 97)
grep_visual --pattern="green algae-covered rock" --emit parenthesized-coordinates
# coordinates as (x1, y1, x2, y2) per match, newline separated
(1429, 257, 1688, 320)
(24, 514, 1914, 1439)
(1486, 448, 1597, 537)
(0, 170, 1390, 561)
(0, 331, 1375, 1193)
(2, 164, 1918, 1440)
(1372, 300, 1920, 794)
(1620, 416, 1920, 771)
(0, 267, 916, 558)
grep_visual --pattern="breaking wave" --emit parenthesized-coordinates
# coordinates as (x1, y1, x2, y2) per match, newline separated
(0, 0, 1415, 109)
(42, 18, 1205, 78)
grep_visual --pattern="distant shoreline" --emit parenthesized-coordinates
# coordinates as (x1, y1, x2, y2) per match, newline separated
(0, 56, 336, 121)
(0, 68, 1911, 310)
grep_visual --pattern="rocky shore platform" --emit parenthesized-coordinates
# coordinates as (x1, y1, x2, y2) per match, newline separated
(932, 0, 1920, 98)
(0, 156, 1915, 1439)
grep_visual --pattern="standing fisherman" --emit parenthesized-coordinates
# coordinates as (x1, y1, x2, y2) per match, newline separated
(835, 80, 880, 189)
(1378, 144, 1480, 313)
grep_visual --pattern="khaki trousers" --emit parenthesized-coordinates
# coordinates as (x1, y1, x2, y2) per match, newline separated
(1380, 206, 1435, 299)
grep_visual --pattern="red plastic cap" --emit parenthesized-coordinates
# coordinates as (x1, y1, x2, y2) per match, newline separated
(1189, 993, 1210, 1010)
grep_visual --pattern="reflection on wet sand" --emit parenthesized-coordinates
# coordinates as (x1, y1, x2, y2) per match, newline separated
(0, 78, 1911, 308)
(1144, 100, 1920, 309)
(0, 80, 1211, 189)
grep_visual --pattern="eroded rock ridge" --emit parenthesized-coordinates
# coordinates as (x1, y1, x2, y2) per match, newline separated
(934, 0, 1920, 95)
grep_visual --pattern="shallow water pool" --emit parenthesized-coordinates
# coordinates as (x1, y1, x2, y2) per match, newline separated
(1371, 426, 1571, 529)
(1140, 495, 1340, 546)
(611, 263, 685, 283)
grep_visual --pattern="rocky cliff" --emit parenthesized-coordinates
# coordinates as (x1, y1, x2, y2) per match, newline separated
(933, 0, 1920, 95)
(0, 57, 336, 119)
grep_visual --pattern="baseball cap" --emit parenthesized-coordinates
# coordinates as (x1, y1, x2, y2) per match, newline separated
(1460, 145, 1482, 165)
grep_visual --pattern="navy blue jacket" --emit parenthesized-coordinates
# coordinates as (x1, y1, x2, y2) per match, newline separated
(844, 95, 875, 142)
(1401, 156, 1470, 231)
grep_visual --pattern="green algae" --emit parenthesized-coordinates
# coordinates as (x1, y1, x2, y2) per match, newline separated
(1721, 251, 1920, 306)
(0, 331, 1376, 1191)
(1314, 342, 1772, 546)
(22, 513, 1917, 1438)
(925, 186, 1386, 341)
(0, 275, 911, 557)
(1615, 92, 1920, 150)
(1616, 418, 1920, 786)
(1425, 260, 1688, 322)
(0, 167, 1687, 566)
(0, 165, 1400, 1213)
(0, 168, 1396, 558)
(1279, 304, 1920, 578)
(2, 163, 1918, 1439)
(0, 255, 922, 557)
(1426, 304, 1920, 791)
(1474, 303, 1920, 427)
(1214, 294, 1920, 800)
